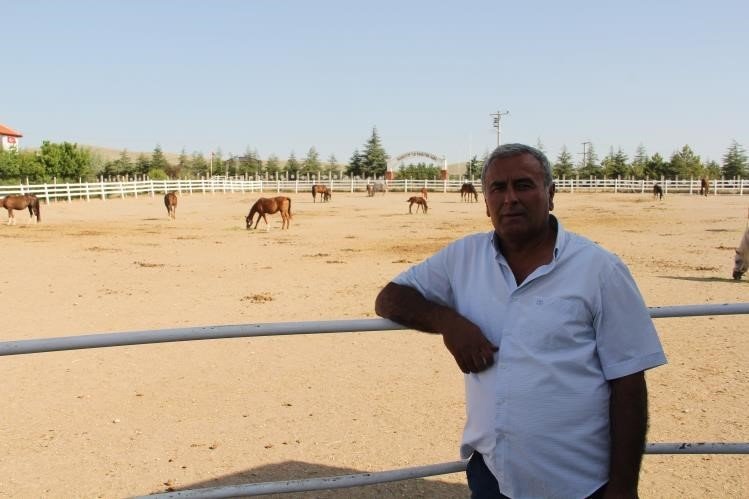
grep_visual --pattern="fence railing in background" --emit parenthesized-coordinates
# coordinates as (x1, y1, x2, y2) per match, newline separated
(0, 177, 746, 203)
(2, 303, 748, 497)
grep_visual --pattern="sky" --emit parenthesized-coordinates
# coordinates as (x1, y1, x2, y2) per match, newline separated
(4, 0, 748, 166)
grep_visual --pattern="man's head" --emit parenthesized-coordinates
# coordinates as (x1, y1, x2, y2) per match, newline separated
(481, 143, 553, 190)
(481, 143, 555, 245)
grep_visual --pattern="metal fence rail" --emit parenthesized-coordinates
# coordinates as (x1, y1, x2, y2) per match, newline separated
(2, 303, 748, 357)
(3, 303, 747, 497)
(138, 443, 749, 499)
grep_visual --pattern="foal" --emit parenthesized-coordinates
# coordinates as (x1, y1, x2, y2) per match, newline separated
(653, 184, 664, 200)
(164, 192, 178, 219)
(407, 196, 428, 214)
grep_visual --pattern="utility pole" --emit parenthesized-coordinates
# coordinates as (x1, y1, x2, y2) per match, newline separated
(580, 141, 591, 169)
(490, 110, 510, 146)
(209, 151, 214, 178)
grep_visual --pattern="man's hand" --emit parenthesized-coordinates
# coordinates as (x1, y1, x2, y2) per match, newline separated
(441, 319, 498, 374)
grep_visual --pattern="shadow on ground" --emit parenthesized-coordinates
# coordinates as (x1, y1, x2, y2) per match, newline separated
(143, 460, 468, 498)
(657, 275, 741, 283)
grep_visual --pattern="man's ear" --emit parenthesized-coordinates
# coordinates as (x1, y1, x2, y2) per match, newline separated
(548, 183, 556, 212)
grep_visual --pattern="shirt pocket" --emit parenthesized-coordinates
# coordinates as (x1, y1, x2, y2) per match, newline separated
(519, 297, 584, 351)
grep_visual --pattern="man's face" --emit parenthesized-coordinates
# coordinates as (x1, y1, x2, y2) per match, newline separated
(483, 153, 555, 243)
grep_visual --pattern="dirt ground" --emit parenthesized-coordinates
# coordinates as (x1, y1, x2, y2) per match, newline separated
(0, 189, 747, 498)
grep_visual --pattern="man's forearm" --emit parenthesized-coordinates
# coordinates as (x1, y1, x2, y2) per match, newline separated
(374, 281, 453, 334)
(608, 371, 648, 497)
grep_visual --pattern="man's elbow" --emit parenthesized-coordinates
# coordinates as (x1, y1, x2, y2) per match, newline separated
(374, 282, 398, 318)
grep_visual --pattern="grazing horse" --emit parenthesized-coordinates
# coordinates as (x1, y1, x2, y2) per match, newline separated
(366, 182, 387, 197)
(245, 196, 292, 230)
(407, 196, 428, 214)
(2, 194, 41, 225)
(460, 183, 478, 202)
(164, 192, 178, 219)
(700, 178, 709, 196)
(311, 184, 331, 203)
(419, 187, 428, 200)
(653, 184, 664, 200)
(733, 227, 749, 280)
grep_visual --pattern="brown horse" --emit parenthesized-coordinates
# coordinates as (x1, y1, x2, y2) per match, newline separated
(407, 196, 428, 214)
(312, 184, 331, 203)
(164, 192, 178, 219)
(460, 183, 478, 202)
(2, 194, 41, 225)
(246, 196, 292, 230)
(700, 178, 709, 196)
(653, 184, 664, 200)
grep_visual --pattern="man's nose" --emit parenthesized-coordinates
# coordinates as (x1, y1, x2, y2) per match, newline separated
(502, 186, 518, 204)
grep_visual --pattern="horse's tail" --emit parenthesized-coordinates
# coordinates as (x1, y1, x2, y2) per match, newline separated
(287, 197, 293, 218)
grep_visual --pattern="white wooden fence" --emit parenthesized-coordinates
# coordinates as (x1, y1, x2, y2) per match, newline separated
(0, 176, 746, 203)
(2, 303, 748, 497)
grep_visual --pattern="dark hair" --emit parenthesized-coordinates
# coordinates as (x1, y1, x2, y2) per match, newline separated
(481, 143, 553, 188)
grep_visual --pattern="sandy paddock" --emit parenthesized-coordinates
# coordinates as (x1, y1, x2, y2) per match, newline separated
(0, 189, 747, 498)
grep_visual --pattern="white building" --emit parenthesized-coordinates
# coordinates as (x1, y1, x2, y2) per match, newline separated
(0, 123, 23, 151)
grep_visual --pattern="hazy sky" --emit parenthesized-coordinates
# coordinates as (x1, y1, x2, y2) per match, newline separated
(4, 0, 747, 165)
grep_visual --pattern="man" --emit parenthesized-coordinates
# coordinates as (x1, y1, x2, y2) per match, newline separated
(375, 143, 666, 499)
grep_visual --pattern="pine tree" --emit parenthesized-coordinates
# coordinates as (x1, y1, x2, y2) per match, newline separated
(630, 144, 648, 179)
(302, 146, 322, 175)
(721, 140, 747, 178)
(465, 155, 482, 179)
(150, 145, 170, 175)
(327, 154, 339, 177)
(346, 149, 363, 177)
(360, 127, 388, 177)
(265, 154, 281, 177)
(553, 146, 575, 179)
(285, 152, 300, 177)
(669, 145, 701, 178)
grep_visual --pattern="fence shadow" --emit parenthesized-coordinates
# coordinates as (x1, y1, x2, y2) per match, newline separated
(144, 460, 468, 498)
(657, 275, 739, 283)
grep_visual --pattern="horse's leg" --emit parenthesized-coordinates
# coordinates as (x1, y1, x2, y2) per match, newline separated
(6, 209, 12, 225)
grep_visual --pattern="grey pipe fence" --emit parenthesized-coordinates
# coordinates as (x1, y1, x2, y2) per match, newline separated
(3, 302, 747, 497)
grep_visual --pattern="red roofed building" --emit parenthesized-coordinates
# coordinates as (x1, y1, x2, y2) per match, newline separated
(0, 123, 23, 151)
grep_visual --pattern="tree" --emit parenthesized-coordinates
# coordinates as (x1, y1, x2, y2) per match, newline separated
(396, 162, 440, 180)
(704, 159, 721, 179)
(644, 153, 668, 179)
(190, 152, 208, 178)
(37, 141, 93, 181)
(285, 151, 300, 178)
(326, 153, 339, 177)
(360, 127, 388, 177)
(302, 146, 322, 176)
(465, 155, 482, 179)
(346, 149, 363, 177)
(535, 138, 546, 153)
(669, 145, 701, 178)
(601, 147, 629, 178)
(577, 143, 601, 178)
(721, 140, 747, 178)
(553, 146, 575, 179)
(135, 154, 150, 177)
(150, 145, 170, 176)
(630, 144, 649, 179)
(173, 148, 189, 178)
(265, 154, 281, 177)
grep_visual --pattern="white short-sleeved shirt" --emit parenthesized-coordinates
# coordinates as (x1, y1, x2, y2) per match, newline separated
(392, 217, 667, 499)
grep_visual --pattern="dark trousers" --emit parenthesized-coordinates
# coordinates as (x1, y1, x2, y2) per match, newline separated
(467, 452, 608, 499)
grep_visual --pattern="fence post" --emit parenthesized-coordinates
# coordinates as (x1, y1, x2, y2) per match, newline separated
(43, 183, 50, 204)
(100, 177, 106, 201)
(66, 183, 72, 202)
(85, 181, 90, 202)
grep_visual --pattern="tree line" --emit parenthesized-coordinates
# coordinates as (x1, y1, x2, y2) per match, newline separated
(0, 129, 746, 183)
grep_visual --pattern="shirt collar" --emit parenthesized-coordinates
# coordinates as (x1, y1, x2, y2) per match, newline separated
(490, 215, 566, 260)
